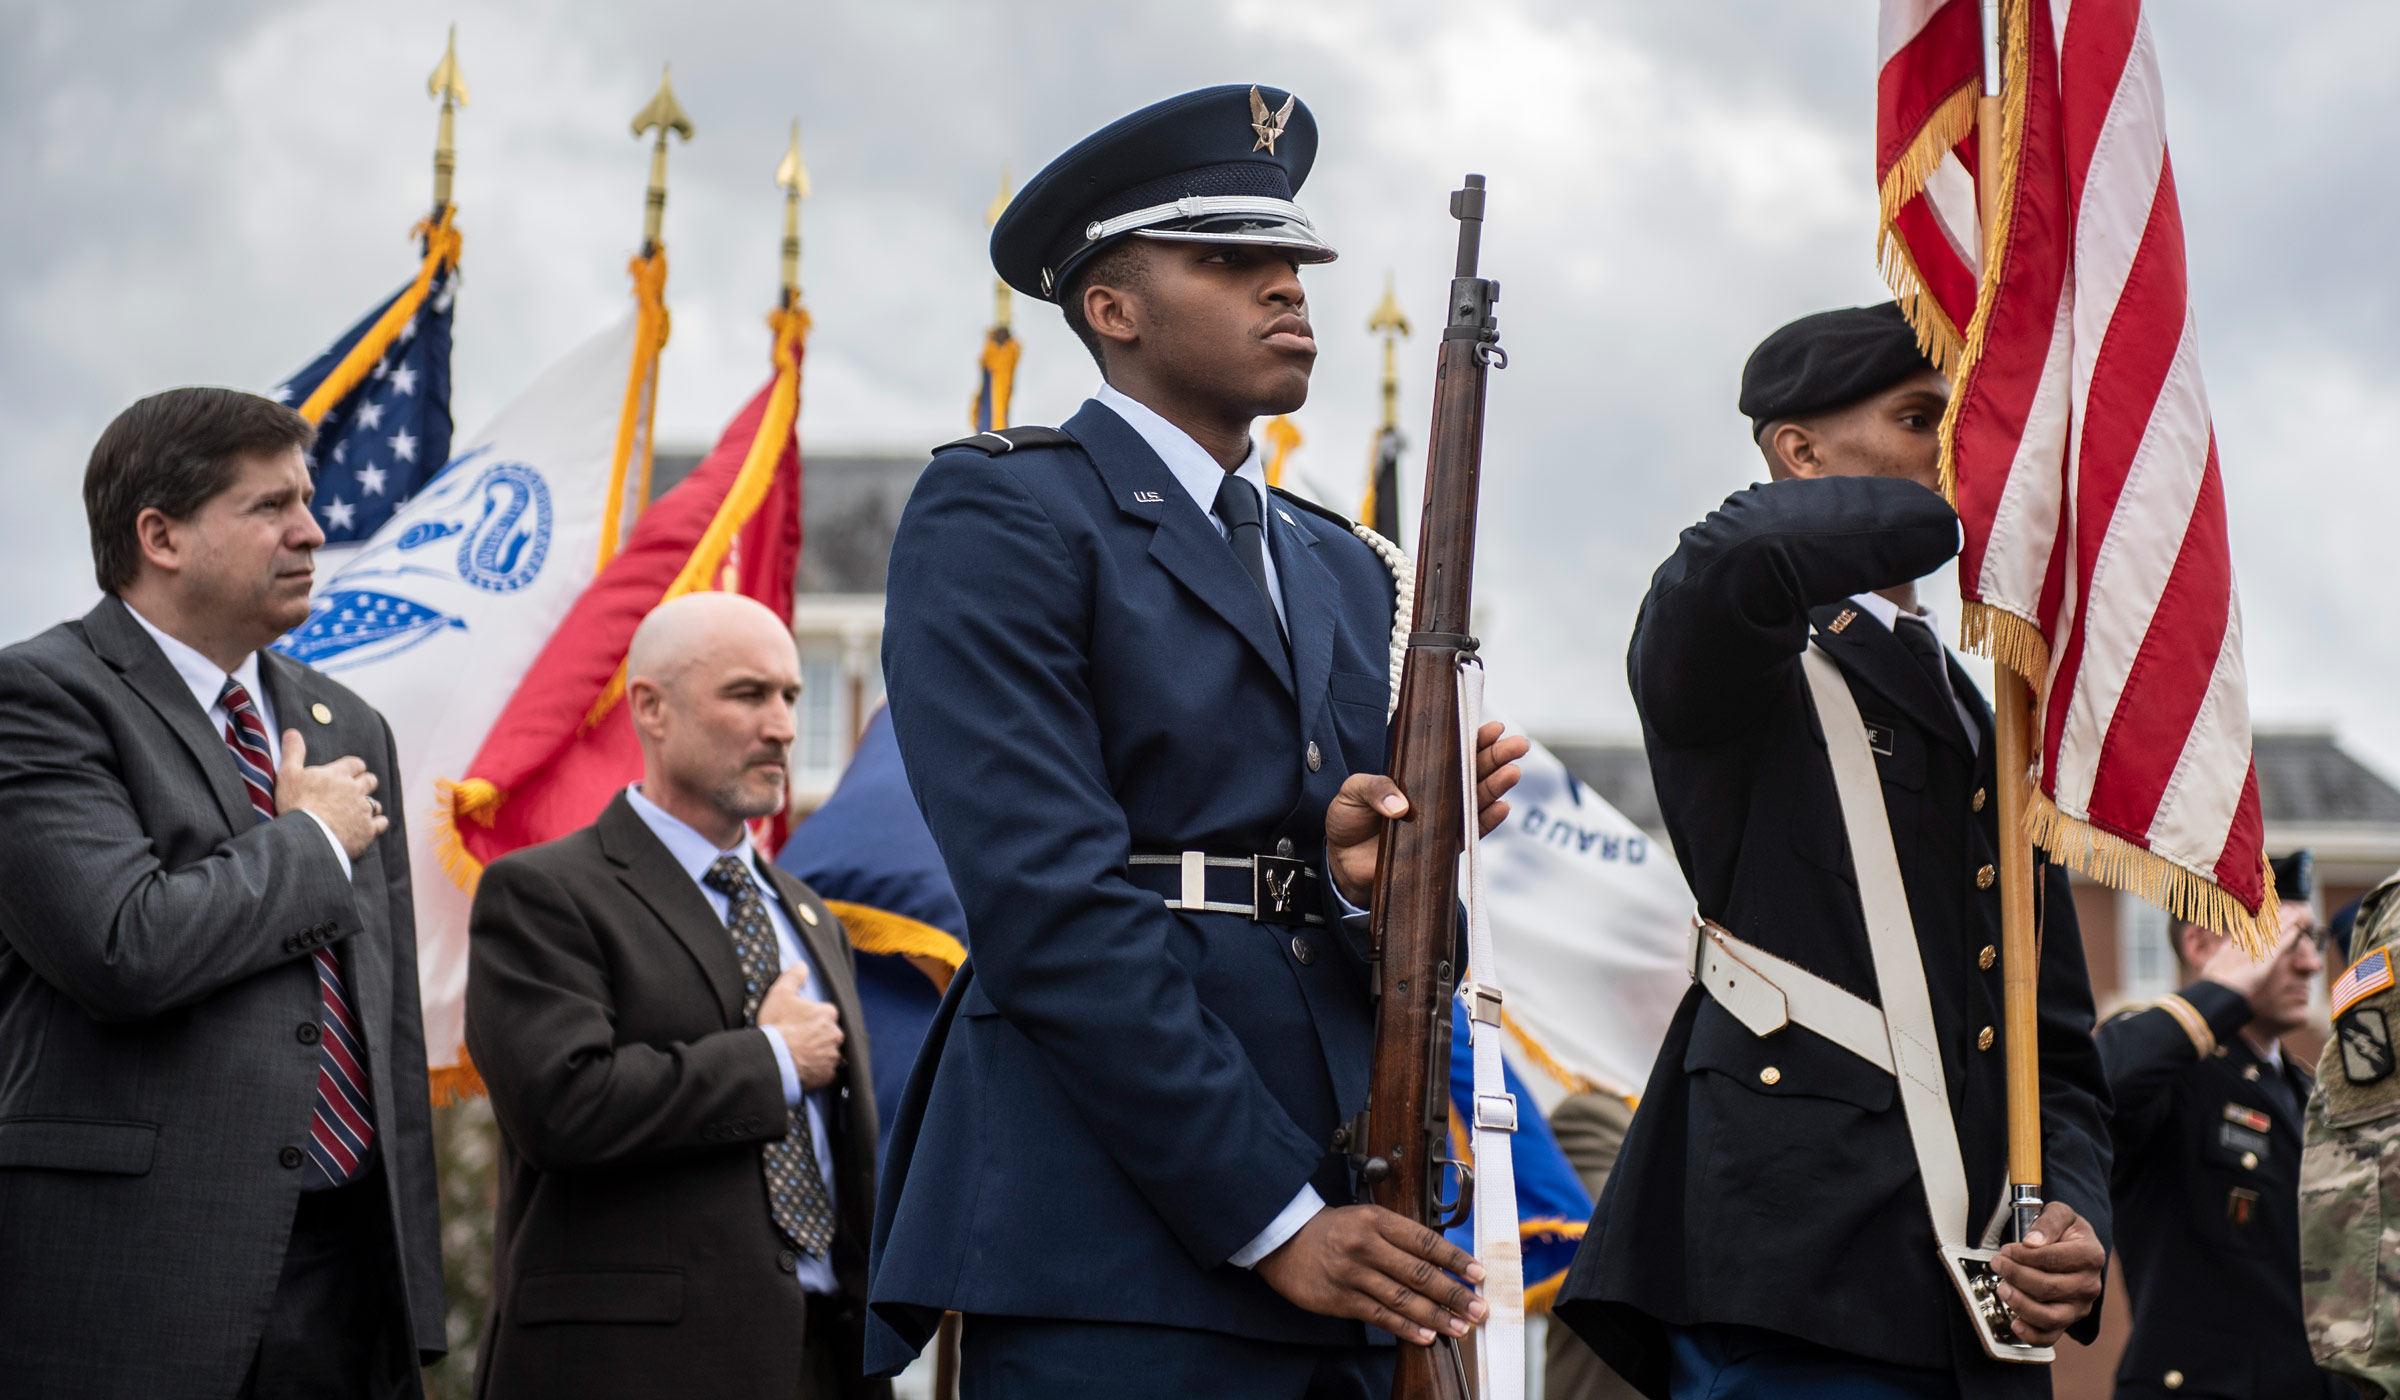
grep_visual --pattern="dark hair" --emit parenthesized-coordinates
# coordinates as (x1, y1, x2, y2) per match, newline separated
(83, 387, 315, 593)
(1059, 238, 1155, 371)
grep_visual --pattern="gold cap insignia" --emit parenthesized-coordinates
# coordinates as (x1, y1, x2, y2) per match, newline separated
(1249, 85, 1296, 155)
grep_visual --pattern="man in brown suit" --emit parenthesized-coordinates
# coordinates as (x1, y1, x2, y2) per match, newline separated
(467, 592, 885, 1399)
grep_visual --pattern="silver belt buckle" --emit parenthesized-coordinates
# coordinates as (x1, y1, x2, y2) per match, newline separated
(1252, 855, 1312, 927)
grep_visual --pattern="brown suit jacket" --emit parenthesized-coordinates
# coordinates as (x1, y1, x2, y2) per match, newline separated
(466, 791, 885, 1400)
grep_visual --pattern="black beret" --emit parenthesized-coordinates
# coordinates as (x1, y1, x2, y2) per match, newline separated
(992, 84, 1337, 304)
(2271, 849, 2314, 904)
(1739, 302, 1936, 436)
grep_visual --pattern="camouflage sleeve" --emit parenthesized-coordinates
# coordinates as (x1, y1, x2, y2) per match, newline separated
(2303, 872, 2400, 1392)
(2096, 980, 2253, 1178)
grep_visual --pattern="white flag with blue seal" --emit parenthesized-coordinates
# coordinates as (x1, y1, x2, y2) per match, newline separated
(274, 315, 637, 1091)
(1481, 737, 1694, 1107)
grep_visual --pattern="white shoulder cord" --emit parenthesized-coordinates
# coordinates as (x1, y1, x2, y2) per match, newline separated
(1348, 522, 1414, 720)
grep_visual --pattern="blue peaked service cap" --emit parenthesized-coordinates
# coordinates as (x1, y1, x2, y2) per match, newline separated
(993, 83, 1338, 303)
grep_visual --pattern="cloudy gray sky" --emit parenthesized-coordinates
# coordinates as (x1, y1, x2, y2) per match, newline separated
(7, 1, 2395, 777)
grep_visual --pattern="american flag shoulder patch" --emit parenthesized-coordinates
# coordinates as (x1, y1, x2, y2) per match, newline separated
(2334, 948, 2395, 1019)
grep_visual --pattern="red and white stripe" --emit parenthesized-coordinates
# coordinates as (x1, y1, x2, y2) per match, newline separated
(1879, 0, 2270, 925)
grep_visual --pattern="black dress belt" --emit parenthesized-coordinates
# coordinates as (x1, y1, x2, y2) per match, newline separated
(1127, 852, 1325, 927)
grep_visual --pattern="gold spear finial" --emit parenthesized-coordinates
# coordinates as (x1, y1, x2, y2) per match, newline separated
(630, 65, 695, 253)
(985, 166, 1014, 332)
(776, 120, 809, 306)
(1367, 271, 1411, 433)
(427, 26, 469, 215)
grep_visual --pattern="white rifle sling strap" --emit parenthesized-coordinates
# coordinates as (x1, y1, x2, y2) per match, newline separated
(1455, 660, 1525, 1400)
(1796, 644, 2049, 1363)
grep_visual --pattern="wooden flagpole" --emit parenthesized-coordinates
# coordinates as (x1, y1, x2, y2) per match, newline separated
(1975, 0, 2046, 1246)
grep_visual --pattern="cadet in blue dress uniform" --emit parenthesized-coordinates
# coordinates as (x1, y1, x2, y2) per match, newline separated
(2097, 852, 2344, 1399)
(1553, 305, 2115, 1400)
(866, 86, 1525, 1399)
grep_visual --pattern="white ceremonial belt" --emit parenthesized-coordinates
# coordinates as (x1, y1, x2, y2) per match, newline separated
(1688, 919, 1893, 1075)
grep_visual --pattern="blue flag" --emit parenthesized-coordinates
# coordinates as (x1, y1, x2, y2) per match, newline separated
(274, 261, 457, 546)
(775, 708, 968, 1164)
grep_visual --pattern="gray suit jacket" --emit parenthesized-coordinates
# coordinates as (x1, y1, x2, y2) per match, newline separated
(0, 595, 444, 1396)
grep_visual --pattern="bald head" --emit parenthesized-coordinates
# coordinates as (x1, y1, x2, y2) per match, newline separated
(626, 592, 802, 847)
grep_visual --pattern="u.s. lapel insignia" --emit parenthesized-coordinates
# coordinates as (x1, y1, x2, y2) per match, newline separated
(2340, 1006, 2395, 1085)
(1249, 86, 1296, 154)
(1827, 608, 1858, 635)
(310, 702, 333, 724)
(1133, 490, 1164, 504)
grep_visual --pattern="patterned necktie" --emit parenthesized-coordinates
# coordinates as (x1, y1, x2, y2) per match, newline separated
(219, 679, 376, 1186)
(704, 853, 836, 1259)
(1213, 472, 1285, 641)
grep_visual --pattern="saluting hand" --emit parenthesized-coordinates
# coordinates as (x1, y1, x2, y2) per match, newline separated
(1989, 1200, 2106, 1346)
(1255, 1203, 1489, 1345)
(1326, 721, 1528, 906)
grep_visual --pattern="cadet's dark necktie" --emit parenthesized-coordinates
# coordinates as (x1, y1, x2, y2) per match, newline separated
(219, 679, 376, 1187)
(1213, 472, 1284, 640)
(1895, 614, 1967, 744)
(704, 854, 836, 1259)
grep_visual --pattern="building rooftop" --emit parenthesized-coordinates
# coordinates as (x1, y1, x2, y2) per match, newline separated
(651, 448, 926, 595)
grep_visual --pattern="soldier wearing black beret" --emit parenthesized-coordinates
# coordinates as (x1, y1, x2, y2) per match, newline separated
(2099, 852, 2344, 1398)
(865, 85, 1523, 1398)
(1552, 304, 2115, 1398)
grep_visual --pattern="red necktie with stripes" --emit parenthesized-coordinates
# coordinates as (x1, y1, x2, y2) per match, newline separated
(219, 679, 376, 1186)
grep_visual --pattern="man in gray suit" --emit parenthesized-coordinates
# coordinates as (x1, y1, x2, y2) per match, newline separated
(468, 593, 884, 1399)
(0, 388, 445, 1397)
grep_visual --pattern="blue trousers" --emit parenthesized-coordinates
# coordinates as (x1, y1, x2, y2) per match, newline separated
(1668, 1323, 1961, 1400)
(962, 1315, 1393, 1400)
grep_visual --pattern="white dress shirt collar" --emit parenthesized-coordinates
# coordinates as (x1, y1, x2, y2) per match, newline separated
(125, 602, 272, 733)
(1092, 384, 1286, 630)
(1094, 382, 1270, 515)
(625, 782, 764, 886)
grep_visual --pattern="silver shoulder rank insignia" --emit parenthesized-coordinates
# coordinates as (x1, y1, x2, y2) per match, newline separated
(1133, 490, 1163, 504)
(1249, 86, 1296, 154)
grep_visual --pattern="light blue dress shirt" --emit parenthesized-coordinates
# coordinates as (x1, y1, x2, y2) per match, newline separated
(625, 784, 840, 1293)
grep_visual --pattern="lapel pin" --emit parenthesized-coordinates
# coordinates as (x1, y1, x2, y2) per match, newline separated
(1827, 608, 1858, 635)
(310, 703, 333, 724)
(1275, 509, 1295, 526)
(1133, 490, 1163, 504)
(797, 903, 820, 927)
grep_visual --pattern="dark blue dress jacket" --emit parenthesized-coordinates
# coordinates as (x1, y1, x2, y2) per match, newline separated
(865, 401, 1400, 1370)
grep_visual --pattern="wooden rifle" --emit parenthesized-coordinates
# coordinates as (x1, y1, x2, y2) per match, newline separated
(1354, 174, 1504, 1400)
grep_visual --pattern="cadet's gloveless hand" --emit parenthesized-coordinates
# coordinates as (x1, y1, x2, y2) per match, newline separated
(1327, 721, 1528, 905)
(1989, 1200, 2106, 1345)
(1255, 1204, 1488, 1345)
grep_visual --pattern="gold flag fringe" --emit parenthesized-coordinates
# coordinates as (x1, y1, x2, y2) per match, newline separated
(1930, 0, 2033, 513)
(824, 899, 967, 995)
(1958, 599, 2050, 693)
(2024, 789, 2282, 956)
(1875, 81, 1976, 375)
(429, 1050, 487, 1105)
(430, 776, 501, 896)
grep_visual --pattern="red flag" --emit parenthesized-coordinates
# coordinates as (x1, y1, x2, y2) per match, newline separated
(439, 308, 808, 880)
(1879, 0, 2274, 943)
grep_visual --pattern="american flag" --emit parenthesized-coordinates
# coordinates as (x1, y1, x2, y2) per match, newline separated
(1877, 0, 2273, 941)
(2335, 950, 2394, 1021)
(274, 260, 457, 546)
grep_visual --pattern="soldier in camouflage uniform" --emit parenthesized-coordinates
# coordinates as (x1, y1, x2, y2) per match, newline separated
(2304, 868, 2400, 1397)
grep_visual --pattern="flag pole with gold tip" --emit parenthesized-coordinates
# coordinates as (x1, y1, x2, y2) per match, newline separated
(971, 168, 1021, 432)
(601, 66, 691, 565)
(427, 25, 468, 220)
(1360, 272, 1411, 539)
